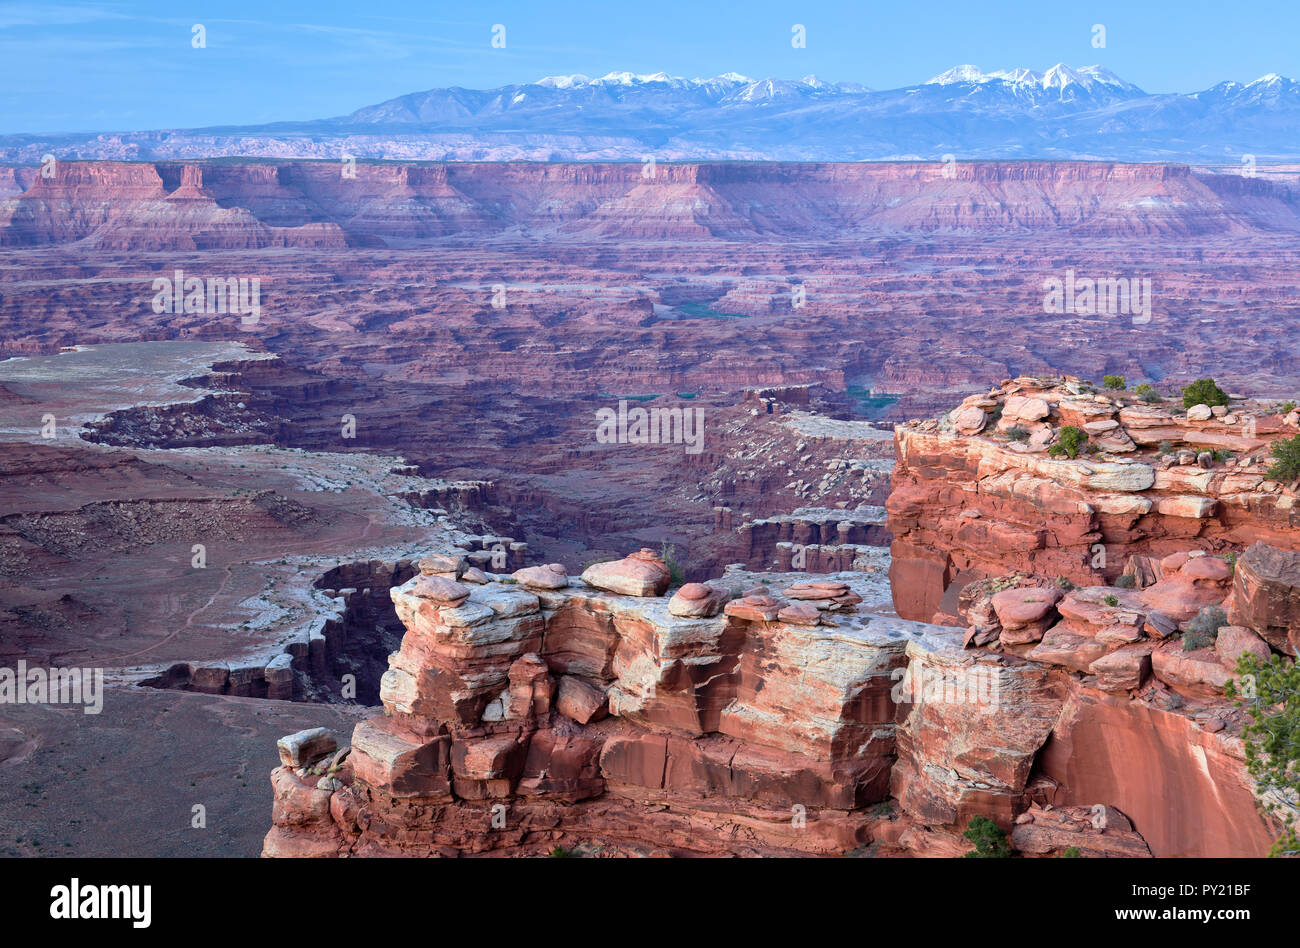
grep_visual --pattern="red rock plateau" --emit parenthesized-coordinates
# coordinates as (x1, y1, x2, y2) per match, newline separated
(4, 159, 1300, 574)
(4, 159, 1300, 858)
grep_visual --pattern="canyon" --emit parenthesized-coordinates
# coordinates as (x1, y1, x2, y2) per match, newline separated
(0, 157, 1297, 858)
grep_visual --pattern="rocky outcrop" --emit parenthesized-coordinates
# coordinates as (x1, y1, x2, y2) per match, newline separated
(883, 541, 1300, 857)
(264, 535, 1294, 856)
(264, 564, 929, 857)
(888, 376, 1300, 623)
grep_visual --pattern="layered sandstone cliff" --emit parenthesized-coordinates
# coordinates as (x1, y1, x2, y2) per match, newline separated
(887, 376, 1300, 623)
(5, 160, 1300, 249)
(263, 552, 920, 857)
(263, 539, 1290, 857)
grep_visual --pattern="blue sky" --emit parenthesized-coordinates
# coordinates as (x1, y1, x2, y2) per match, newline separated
(2, 0, 1297, 134)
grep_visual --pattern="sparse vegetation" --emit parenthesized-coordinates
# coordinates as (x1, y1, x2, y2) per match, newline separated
(1157, 440, 1175, 456)
(1267, 434, 1300, 483)
(1182, 606, 1227, 651)
(1060, 846, 1082, 858)
(1226, 652, 1300, 857)
(660, 542, 686, 587)
(963, 816, 1012, 858)
(1182, 377, 1229, 409)
(1115, 574, 1136, 589)
(1103, 375, 1126, 390)
(1006, 425, 1030, 442)
(1048, 425, 1088, 459)
(1102, 594, 1119, 607)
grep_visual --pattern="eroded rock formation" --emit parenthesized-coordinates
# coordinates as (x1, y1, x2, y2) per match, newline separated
(263, 538, 1292, 857)
(264, 565, 928, 857)
(888, 376, 1300, 623)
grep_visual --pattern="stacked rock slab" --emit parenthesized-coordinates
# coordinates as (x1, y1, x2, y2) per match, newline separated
(263, 560, 934, 857)
(888, 375, 1300, 623)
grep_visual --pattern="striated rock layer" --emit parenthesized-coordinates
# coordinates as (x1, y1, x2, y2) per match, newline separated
(263, 544, 1287, 857)
(264, 566, 926, 857)
(887, 376, 1300, 623)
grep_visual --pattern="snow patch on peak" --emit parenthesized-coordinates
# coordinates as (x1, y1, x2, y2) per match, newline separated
(925, 65, 989, 85)
(535, 74, 591, 89)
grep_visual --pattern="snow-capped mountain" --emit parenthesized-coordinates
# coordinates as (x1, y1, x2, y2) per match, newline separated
(924, 63, 1142, 95)
(4, 65, 1299, 163)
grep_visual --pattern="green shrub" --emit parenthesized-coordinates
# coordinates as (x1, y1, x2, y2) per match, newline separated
(1061, 846, 1082, 858)
(1047, 426, 1087, 459)
(1226, 652, 1300, 857)
(1114, 574, 1136, 589)
(1006, 425, 1030, 442)
(1103, 375, 1126, 390)
(963, 816, 1012, 858)
(1278, 401, 1297, 415)
(660, 542, 686, 587)
(1182, 378, 1229, 409)
(1102, 594, 1119, 607)
(1267, 434, 1300, 483)
(1156, 440, 1175, 456)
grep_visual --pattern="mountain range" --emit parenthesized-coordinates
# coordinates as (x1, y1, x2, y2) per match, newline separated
(4, 64, 1299, 164)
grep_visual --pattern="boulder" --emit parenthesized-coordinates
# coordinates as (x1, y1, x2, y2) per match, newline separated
(952, 406, 988, 434)
(1228, 542, 1300, 652)
(1151, 641, 1232, 696)
(1010, 805, 1152, 858)
(410, 574, 471, 604)
(513, 563, 569, 590)
(667, 582, 729, 617)
(991, 587, 1063, 645)
(1004, 395, 1051, 422)
(277, 727, 338, 769)
(777, 601, 822, 626)
(556, 676, 609, 724)
(724, 595, 784, 622)
(418, 553, 466, 578)
(1214, 625, 1272, 669)
(580, 548, 671, 597)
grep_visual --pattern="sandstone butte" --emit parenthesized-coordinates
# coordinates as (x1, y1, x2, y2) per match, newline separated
(263, 469, 1300, 857)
